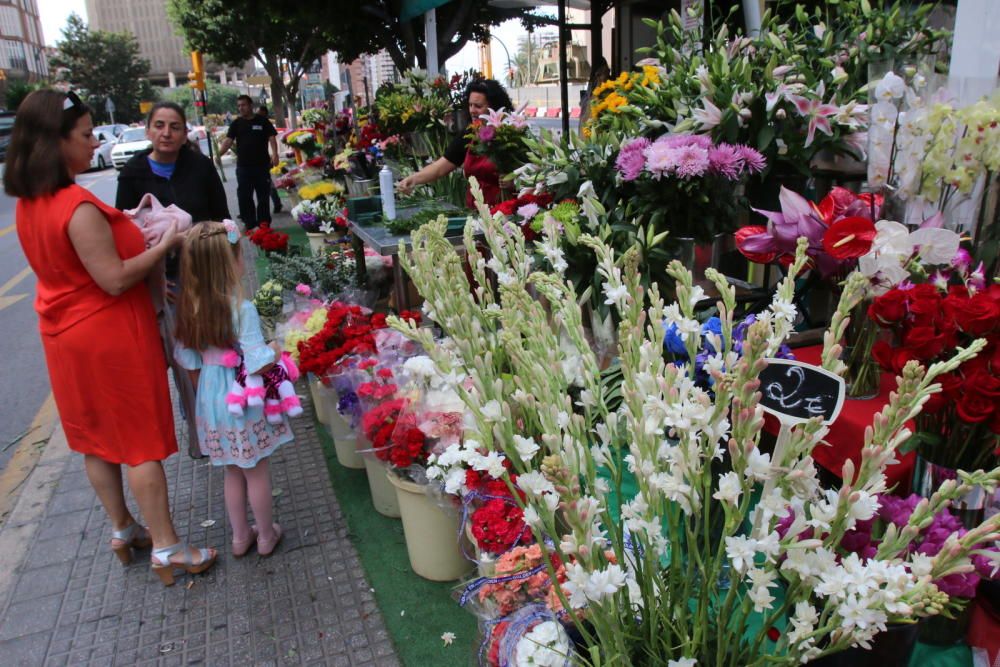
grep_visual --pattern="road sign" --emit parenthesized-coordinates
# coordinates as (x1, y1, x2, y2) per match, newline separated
(139, 101, 153, 113)
(246, 75, 272, 85)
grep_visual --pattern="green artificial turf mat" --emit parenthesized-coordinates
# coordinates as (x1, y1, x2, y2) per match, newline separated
(314, 425, 479, 666)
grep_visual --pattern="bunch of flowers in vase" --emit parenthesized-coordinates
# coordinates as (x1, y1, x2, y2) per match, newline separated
(381, 182, 1000, 665)
(613, 132, 765, 243)
(295, 302, 388, 378)
(284, 129, 321, 160)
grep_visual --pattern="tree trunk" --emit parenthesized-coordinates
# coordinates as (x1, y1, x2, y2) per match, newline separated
(260, 56, 287, 127)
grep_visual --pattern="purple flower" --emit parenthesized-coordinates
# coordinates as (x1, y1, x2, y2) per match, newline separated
(708, 143, 742, 179)
(643, 141, 677, 178)
(615, 137, 650, 181)
(656, 133, 713, 150)
(478, 125, 496, 142)
(516, 202, 540, 220)
(951, 247, 972, 270)
(735, 145, 767, 173)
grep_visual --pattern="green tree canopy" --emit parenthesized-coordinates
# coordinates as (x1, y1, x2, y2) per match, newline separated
(161, 80, 241, 119)
(49, 13, 154, 124)
(167, 0, 341, 127)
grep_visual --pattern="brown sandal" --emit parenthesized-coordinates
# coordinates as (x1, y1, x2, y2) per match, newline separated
(110, 521, 152, 566)
(150, 543, 217, 586)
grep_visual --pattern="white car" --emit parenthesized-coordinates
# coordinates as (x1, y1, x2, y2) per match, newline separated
(110, 127, 152, 170)
(88, 124, 127, 170)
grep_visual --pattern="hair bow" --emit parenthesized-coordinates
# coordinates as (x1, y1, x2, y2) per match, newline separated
(222, 219, 240, 245)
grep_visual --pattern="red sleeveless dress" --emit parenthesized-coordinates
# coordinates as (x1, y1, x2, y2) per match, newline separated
(463, 150, 507, 209)
(16, 184, 177, 465)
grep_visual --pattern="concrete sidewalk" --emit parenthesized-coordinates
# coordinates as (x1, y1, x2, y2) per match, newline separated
(0, 165, 400, 666)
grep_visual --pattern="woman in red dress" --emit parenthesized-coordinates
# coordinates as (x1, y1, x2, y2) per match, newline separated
(6, 90, 215, 585)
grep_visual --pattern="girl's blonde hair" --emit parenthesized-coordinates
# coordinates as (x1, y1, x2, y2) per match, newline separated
(174, 221, 243, 350)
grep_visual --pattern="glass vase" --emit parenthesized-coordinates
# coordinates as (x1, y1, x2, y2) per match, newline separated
(842, 299, 881, 400)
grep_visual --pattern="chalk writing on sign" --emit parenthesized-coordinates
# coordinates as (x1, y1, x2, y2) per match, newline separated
(758, 359, 845, 425)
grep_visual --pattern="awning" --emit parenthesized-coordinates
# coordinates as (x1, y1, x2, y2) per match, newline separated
(399, 0, 453, 22)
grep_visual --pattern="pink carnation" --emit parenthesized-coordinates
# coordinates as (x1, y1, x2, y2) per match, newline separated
(671, 145, 711, 179)
(656, 133, 713, 150)
(708, 143, 743, 179)
(735, 145, 767, 173)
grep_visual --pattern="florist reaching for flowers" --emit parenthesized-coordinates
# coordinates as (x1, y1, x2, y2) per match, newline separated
(397, 79, 526, 209)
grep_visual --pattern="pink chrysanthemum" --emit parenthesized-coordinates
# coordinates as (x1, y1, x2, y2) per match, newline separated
(615, 137, 650, 181)
(655, 133, 713, 150)
(708, 143, 742, 179)
(671, 145, 711, 179)
(735, 145, 767, 173)
(643, 141, 677, 179)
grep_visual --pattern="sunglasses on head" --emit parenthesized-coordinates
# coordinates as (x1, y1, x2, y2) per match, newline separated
(62, 90, 85, 112)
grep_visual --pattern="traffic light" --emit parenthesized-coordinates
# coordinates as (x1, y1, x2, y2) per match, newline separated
(188, 50, 205, 91)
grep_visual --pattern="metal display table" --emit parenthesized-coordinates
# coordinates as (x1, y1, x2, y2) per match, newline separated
(349, 204, 472, 310)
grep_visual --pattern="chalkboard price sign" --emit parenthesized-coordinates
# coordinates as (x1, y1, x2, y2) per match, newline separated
(758, 359, 845, 425)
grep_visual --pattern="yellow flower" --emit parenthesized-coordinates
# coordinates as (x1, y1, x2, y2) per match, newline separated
(640, 65, 661, 87)
(605, 93, 627, 113)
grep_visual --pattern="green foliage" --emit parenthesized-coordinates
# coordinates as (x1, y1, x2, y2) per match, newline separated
(49, 13, 154, 124)
(5, 80, 43, 110)
(161, 80, 241, 118)
(265, 250, 356, 298)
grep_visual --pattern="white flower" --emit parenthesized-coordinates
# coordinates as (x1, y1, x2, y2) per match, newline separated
(746, 567, 778, 611)
(603, 282, 629, 307)
(522, 505, 542, 528)
(480, 399, 503, 422)
(668, 660, 697, 667)
(516, 620, 570, 666)
(513, 435, 540, 462)
(712, 471, 742, 505)
(517, 471, 555, 497)
(725, 535, 757, 574)
(908, 228, 960, 265)
(585, 564, 627, 601)
(870, 101, 899, 129)
(441, 632, 456, 646)
(769, 297, 796, 323)
(875, 71, 905, 101)
(402, 355, 437, 379)
(471, 451, 507, 479)
(744, 448, 773, 481)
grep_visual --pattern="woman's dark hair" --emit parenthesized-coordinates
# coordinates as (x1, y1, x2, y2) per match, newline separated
(465, 79, 513, 112)
(4, 89, 91, 198)
(145, 100, 187, 128)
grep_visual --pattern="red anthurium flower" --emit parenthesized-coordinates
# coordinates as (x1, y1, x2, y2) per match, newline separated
(822, 216, 877, 260)
(734, 225, 778, 263)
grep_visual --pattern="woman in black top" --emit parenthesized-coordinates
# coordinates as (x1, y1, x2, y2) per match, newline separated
(116, 101, 230, 459)
(397, 79, 514, 209)
(116, 102, 229, 222)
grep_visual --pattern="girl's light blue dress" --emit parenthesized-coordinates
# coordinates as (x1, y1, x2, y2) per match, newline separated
(175, 299, 293, 468)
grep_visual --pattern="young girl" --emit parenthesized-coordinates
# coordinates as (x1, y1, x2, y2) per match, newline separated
(174, 220, 292, 557)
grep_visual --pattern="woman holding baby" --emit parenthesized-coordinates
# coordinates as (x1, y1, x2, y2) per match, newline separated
(6, 89, 217, 584)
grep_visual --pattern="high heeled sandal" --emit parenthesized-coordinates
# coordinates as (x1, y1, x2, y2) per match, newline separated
(257, 523, 283, 558)
(232, 525, 259, 558)
(150, 543, 217, 586)
(110, 521, 152, 566)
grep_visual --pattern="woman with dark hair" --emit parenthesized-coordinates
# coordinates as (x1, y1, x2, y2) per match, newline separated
(116, 100, 230, 460)
(6, 89, 216, 584)
(116, 101, 229, 224)
(397, 78, 516, 208)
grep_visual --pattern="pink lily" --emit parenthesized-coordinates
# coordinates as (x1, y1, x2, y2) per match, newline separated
(787, 83, 840, 147)
(480, 107, 508, 128)
(692, 98, 722, 130)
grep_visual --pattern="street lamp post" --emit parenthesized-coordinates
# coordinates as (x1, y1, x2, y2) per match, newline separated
(490, 34, 514, 89)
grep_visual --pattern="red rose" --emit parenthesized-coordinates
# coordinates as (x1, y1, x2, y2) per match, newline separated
(869, 289, 908, 326)
(873, 340, 916, 375)
(953, 292, 999, 336)
(956, 392, 995, 423)
(905, 284, 944, 328)
(923, 372, 963, 414)
(965, 369, 1000, 402)
(902, 326, 947, 361)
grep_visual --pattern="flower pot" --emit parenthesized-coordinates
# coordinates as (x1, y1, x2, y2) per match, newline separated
(309, 377, 328, 424)
(807, 622, 919, 666)
(919, 605, 973, 645)
(320, 389, 364, 469)
(363, 457, 400, 518)
(388, 472, 472, 581)
(306, 232, 327, 257)
(842, 299, 882, 400)
(672, 233, 732, 279)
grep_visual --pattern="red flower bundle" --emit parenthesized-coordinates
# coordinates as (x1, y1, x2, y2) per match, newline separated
(359, 397, 429, 468)
(869, 282, 1000, 468)
(489, 192, 554, 241)
(296, 302, 388, 377)
(465, 467, 532, 555)
(247, 223, 289, 254)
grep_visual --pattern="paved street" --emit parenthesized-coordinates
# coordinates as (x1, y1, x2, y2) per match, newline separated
(0, 163, 400, 666)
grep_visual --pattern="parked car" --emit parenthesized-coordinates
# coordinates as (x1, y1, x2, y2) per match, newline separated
(0, 110, 16, 162)
(110, 127, 152, 170)
(89, 126, 124, 170)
